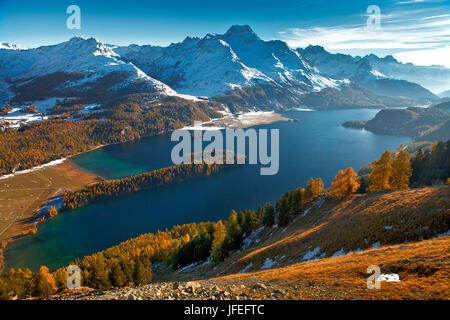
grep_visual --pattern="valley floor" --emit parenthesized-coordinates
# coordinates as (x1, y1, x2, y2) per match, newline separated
(0, 160, 102, 270)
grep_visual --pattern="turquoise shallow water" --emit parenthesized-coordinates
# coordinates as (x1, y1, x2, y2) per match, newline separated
(4, 109, 411, 271)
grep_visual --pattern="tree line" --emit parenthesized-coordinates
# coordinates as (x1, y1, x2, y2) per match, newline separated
(62, 158, 240, 210)
(1, 142, 448, 299)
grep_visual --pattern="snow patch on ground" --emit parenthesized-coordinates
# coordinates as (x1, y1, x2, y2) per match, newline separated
(242, 226, 264, 250)
(332, 248, 346, 258)
(331, 247, 363, 258)
(435, 229, 450, 238)
(78, 104, 102, 114)
(303, 197, 325, 216)
(0, 108, 48, 127)
(372, 242, 381, 249)
(238, 262, 253, 274)
(261, 258, 277, 269)
(370, 69, 388, 78)
(378, 274, 400, 282)
(181, 124, 225, 131)
(302, 247, 321, 261)
(25, 97, 71, 112)
(0, 158, 66, 180)
(176, 258, 211, 274)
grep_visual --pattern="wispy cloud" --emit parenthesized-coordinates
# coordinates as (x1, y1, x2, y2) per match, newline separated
(397, 0, 428, 5)
(279, 6, 450, 67)
(396, 0, 447, 4)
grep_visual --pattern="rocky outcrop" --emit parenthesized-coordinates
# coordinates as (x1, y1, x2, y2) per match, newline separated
(53, 278, 298, 300)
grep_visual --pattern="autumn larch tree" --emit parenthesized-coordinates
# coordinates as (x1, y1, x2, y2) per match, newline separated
(390, 150, 412, 190)
(329, 170, 345, 197)
(368, 150, 392, 192)
(305, 177, 324, 202)
(330, 167, 360, 197)
(342, 167, 360, 196)
(48, 206, 58, 218)
(32, 266, 56, 298)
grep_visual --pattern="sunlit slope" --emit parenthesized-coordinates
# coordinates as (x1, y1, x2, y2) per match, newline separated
(218, 235, 450, 299)
(210, 187, 449, 277)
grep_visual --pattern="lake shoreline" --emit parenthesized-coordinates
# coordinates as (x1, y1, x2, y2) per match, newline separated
(0, 160, 102, 272)
(0, 111, 291, 180)
(2, 108, 412, 272)
(0, 111, 290, 271)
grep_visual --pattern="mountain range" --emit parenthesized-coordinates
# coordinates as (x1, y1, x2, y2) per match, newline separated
(0, 25, 449, 113)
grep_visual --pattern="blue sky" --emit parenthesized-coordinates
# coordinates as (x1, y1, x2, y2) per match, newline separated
(0, 0, 449, 66)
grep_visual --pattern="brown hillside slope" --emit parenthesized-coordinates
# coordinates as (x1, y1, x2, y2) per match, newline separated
(60, 236, 450, 300)
(55, 187, 449, 300)
(218, 236, 450, 300)
(209, 187, 449, 277)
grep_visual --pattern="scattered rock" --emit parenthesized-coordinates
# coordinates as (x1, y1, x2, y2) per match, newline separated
(185, 281, 201, 293)
(52, 279, 296, 301)
(253, 283, 267, 290)
(126, 293, 137, 300)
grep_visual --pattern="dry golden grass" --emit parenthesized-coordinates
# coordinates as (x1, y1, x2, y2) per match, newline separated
(219, 236, 450, 300)
(215, 187, 449, 275)
(0, 161, 101, 269)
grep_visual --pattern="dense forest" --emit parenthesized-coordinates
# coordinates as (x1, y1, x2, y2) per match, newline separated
(0, 142, 448, 299)
(410, 141, 450, 186)
(0, 95, 222, 175)
(62, 160, 239, 210)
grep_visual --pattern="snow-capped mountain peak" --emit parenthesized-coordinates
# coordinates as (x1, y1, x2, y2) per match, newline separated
(0, 43, 28, 50)
(114, 25, 347, 99)
(224, 25, 261, 42)
(1, 25, 447, 113)
(0, 36, 195, 106)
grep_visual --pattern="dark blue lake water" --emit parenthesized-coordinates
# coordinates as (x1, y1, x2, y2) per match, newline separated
(4, 109, 411, 271)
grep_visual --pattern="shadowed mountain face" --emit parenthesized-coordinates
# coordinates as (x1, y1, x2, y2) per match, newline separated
(343, 105, 450, 142)
(0, 25, 446, 111)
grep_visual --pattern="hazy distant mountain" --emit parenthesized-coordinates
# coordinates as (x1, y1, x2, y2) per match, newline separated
(438, 90, 450, 98)
(300, 45, 438, 101)
(363, 54, 450, 95)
